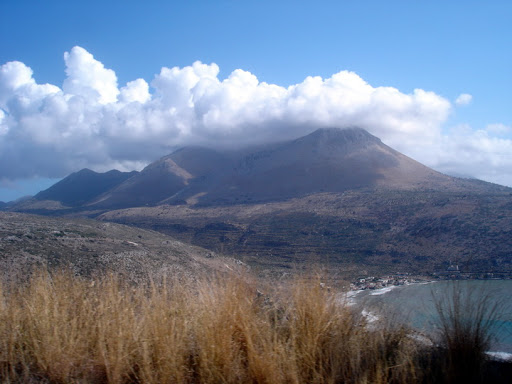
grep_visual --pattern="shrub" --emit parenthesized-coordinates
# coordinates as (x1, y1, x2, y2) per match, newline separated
(431, 281, 502, 384)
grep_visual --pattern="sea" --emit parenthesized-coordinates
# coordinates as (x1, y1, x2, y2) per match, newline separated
(348, 279, 512, 359)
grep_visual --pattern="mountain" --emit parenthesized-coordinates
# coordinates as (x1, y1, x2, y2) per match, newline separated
(31, 127, 466, 210)
(35, 168, 138, 207)
(19, 127, 503, 212)
(10, 127, 512, 278)
(98, 127, 505, 208)
(186, 127, 457, 205)
(91, 147, 232, 208)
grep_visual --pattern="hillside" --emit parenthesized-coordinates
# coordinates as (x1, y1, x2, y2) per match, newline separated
(0, 212, 242, 283)
(99, 189, 512, 277)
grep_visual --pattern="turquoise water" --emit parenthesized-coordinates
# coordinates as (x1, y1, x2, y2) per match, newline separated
(352, 280, 512, 354)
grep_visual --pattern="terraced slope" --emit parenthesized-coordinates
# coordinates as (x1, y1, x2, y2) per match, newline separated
(99, 189, 512, 277)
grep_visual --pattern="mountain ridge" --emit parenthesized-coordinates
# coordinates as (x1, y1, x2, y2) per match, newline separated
(15, 127, 509, 212)
(35, 168, 138, 207)
(59, 128, 500, 209)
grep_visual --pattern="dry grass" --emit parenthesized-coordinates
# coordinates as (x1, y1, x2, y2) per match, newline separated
(0, 269, 507, 383)
(430, 282, 504, 384)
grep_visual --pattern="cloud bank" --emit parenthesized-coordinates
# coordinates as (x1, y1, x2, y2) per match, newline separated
(1, 46, 511, 187)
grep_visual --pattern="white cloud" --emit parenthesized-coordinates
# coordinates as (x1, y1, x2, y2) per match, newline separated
(421, 129, 512, 186)
(455, 93, 473, 106)
(63, 46, 119, 104)
(120, 79, 150, 104)
(0, 46, 511, 187)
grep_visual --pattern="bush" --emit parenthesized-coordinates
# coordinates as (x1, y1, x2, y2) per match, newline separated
(431, 281, 502, 384)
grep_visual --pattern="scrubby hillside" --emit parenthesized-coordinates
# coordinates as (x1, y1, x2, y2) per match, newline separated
(0, 212, 241, 283)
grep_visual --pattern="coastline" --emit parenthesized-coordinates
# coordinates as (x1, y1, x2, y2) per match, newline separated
(345, 279, 512, 361)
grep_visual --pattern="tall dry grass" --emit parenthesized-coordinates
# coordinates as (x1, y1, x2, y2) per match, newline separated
(430, 281, 505, 384)
(0, 269, 507, 383)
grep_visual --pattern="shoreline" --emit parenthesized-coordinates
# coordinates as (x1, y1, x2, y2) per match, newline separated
(345, 280, 512, 361)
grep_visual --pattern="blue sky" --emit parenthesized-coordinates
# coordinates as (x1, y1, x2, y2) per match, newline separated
(0, 0, 511, 201)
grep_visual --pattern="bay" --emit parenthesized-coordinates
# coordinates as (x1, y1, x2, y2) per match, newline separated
(351, 280, 512, 356)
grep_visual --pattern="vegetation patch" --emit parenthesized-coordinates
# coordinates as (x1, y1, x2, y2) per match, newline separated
(1, 269, 510, 383)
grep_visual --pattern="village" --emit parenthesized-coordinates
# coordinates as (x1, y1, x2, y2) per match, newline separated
(350, 274, 419, 291)
(351, 265, 512, 291)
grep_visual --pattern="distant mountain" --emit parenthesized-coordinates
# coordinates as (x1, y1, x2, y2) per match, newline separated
(34, 168, 138, 207)
(187, 127, 456, 205)
(0, 201, 6, 210)
(57, 128, 474, 209)
(90, 147, 231, 208)
(17, 128, 505, 212)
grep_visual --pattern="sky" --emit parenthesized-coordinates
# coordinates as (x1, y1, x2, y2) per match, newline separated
(0, 0, 511, 202)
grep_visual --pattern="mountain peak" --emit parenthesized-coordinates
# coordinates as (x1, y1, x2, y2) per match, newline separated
(74, 168, 95, 175)
(282, 127, 382, 162)
(302, 127, 381, 146)
(34, 169, 138, 207)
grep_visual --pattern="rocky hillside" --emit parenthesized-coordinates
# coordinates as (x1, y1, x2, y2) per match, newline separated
(0, 212, 243, 283)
